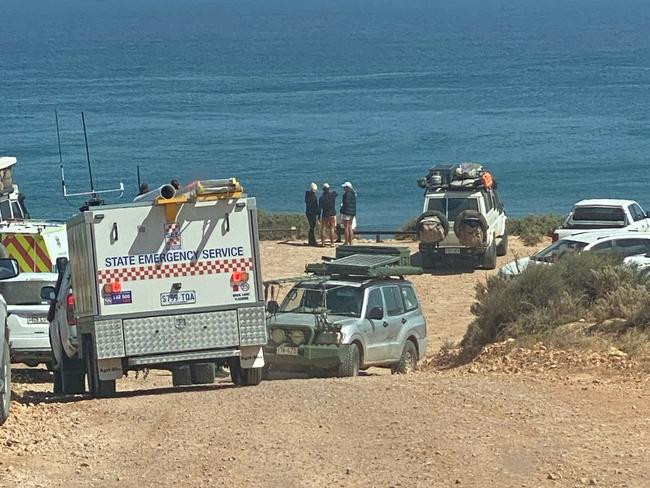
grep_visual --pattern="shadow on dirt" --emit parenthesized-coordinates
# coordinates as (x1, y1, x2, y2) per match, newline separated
(11, 368, 54, 385)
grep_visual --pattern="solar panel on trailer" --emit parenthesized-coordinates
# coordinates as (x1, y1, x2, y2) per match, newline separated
(329, 254, 400, 267)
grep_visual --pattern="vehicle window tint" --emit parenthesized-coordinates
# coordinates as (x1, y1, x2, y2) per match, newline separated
(0, 201, 11, 220)
(366, 289, 383, 316)
(630, 204, 645, 222)
(447, 198, 479, 221)
(11, 201, 23, 219)
(590, 241, 613, 252)
(572, 206, 625, 223)
(427, 198, 445, 214)
(0, 280, 55, 305)
(614, 239, 650, 257)
(493, 191, 503, 210)
(484, 192, 493, 212)
(400, 286, 418, 312)
(382, 286, 405, 316)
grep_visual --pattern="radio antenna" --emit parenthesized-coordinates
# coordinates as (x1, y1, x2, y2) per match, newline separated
(81, 112, 96, 196)
(55, 110, 69, 201)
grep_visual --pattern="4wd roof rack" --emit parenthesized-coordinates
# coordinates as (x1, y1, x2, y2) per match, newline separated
(417, 162, 496, 193)
(306, 246, 422, 278)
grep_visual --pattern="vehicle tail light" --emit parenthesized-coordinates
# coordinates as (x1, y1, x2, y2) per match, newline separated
(231, 271, 250, 283)
(552, 232, 559, 242)
(66, 293, 76, 326)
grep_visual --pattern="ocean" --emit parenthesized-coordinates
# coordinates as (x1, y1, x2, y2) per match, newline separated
(2, 0, 650, 229)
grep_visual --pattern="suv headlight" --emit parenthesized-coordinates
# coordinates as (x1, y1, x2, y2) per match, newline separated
(314, 330, 341, 345)
(289, 329, 306, 346)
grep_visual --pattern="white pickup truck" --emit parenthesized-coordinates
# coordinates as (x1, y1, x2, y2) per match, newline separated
(553, 199, 650, 242)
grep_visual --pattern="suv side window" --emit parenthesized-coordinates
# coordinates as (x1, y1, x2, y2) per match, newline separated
(613, 238, 650, 256)
(382, 286, 405, 316)
(400, 285, 418, 312)
(590, 240, 613, 252)
(365, 288, 384, 318)
(629, 204, 646, 222)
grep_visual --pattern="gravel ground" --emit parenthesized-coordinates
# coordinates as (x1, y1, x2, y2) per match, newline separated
(2, 238, 649, 487)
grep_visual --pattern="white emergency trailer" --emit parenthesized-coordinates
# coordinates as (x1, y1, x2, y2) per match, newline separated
(66, 179, 267, 397)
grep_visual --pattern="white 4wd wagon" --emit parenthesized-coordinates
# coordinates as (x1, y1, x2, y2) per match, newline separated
(415, 163, 507, 270)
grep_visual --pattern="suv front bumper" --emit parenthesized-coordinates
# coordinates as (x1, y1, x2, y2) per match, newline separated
(264, 344, 351, 371)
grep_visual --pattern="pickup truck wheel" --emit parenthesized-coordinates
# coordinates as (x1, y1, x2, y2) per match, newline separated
(190, 363, 215, 384)
(337, 343, 360, 378)
(392, 340, 418, 374)
(172, 365, 192, 387)
(83, 336, 116, 398)
(496, 231, 509, 257)
(480, 241, 497, 270)
(0, 341, 10, 426)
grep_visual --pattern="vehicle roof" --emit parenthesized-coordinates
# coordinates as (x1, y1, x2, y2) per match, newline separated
(425, 190, 485, 198)
(573, 199, 639, 208)
(560, 230, 650, 244)
(2, 272, 57, 283)
(295, 277, 412, 288)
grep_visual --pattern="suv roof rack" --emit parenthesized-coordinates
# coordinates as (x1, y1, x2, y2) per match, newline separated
(306, 246, 422, 278)
(417, 162, 496, 193)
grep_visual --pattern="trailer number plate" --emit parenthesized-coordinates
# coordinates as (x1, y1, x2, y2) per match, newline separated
(160, 291, 197, 306)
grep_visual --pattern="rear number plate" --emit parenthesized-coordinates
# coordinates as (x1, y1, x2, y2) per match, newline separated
(160, 291, 197, 306)
(445, 248, 461, 254)
(27, 316, 48, 324)
(276, 345, 298, 356)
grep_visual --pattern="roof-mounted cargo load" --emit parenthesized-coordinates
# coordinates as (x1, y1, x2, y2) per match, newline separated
(306, 246, 422, 278)
(417, 162, 496, 193)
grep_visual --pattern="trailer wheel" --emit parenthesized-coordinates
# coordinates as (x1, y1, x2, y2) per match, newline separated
(190, 363, 215, 385)
(0, 341, 11, 426)
(229, 358, 263, 386)
(83, 336, 116, 398)
(171, 365, 192, 387)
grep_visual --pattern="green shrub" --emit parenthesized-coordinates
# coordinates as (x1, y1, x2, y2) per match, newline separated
(257, 210, 308, 240)
(506, 214, 564, 246)
(461, 253, 648, 349)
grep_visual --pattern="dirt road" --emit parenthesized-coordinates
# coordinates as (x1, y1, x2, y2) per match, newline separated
(2, 239, 649, 487)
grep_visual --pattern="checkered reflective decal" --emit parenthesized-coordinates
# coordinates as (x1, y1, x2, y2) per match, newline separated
(97, 257, 253, 284)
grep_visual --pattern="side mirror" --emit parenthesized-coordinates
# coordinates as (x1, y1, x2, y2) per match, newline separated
(367, 306, 384, 320)
(40, 286, 57, 302)
(0, 258, 19, 280)
(266, 300, 279, 314)
(56, 257, 69, 273)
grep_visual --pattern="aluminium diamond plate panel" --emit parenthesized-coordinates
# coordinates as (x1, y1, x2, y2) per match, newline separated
(123, 310, 239, 356)
(237, 306, 267, 346)
(94, 319, 126, 359)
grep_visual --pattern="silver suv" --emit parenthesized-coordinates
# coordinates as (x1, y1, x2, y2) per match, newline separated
(415, 163, 507, 269)
(265, 276, 427, 377)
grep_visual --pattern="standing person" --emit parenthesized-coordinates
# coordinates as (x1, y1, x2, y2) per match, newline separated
(304, 183, 319, 246)
(318, 183, 337, 247)
(340, 182, 357, 245)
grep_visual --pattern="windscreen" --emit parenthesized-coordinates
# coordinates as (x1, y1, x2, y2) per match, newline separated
(427, 198, 479, 221)
(279, 284, 363, 317)
(572, 206, 625, 222)
(533, 240, 588, 263)
(0, 279, 54, 306)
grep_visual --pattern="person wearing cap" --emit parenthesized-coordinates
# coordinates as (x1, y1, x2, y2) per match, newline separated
(318, 183, 338, 247)
(340, 182, 357, 245)
(304, 182, 319, 246)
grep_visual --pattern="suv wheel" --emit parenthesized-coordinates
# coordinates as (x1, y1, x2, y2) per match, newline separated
(392, 340, 418, 374)
(496, 231, 509, 257)
(480, 240, 497, 270)
(0, 341, 11, 426)
(337, 343, 360, 378)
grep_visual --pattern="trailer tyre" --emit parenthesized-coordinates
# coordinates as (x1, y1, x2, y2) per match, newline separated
(229, 358, 263, 386)
(83, 336, 116, 398)
(172, 365, 193, 387)
(190, 363, 216, 385)
(0, 341, 11, 426)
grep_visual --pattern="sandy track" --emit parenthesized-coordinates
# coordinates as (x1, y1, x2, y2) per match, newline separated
(4, 238, 649, 488)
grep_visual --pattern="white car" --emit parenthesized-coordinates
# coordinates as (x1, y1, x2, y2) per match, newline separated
(500, 230, 650, 277)
(0, 259, 21, 426)
(2, 273, 57, 368)
(553, 199, 650, 242)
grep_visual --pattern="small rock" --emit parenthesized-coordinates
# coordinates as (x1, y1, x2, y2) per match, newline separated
(345, 468, 351, 475)
(547, 472, 561, 480)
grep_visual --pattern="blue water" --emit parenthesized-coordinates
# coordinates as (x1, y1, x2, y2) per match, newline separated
(2, 0, 650, 228)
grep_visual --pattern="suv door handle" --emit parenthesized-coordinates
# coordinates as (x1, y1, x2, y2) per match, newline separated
(401, 318, 408, 324)
(382, 322, 389, 328)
